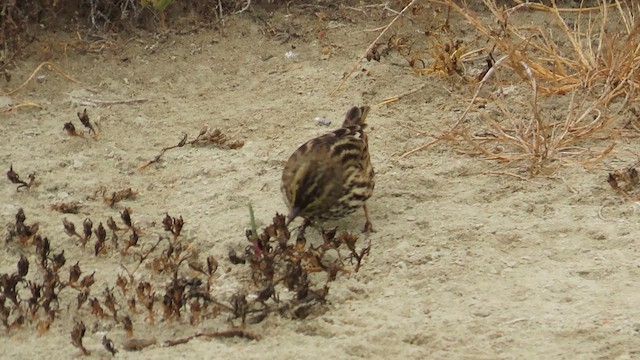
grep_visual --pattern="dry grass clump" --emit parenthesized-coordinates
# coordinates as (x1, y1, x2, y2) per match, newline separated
(395, 0, 640, 175)
(446, 0, 640, 96)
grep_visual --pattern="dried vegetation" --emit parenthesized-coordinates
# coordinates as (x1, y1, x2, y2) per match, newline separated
(352, 1, 640, 176)
(1, 203, 368, 354)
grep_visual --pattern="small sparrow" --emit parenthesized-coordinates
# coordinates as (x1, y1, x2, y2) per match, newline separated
(281, 106, 375, 232)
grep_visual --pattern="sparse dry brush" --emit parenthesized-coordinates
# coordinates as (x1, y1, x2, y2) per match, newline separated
(350, 1, 640, 175)
(435, 0, 640, 175)
(1, 205, 369, 355)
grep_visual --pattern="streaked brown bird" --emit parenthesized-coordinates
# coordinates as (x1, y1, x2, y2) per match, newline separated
(281, 106, 375, 232)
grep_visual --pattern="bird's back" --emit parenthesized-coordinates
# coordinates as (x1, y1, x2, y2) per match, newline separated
(281, 106, 374, 223)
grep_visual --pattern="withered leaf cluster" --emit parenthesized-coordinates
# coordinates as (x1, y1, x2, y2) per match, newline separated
(77, 109, 97, 137)
(1, 209, 72, 336)
(62, 208, 137, 255)
(49, 201, 84, 214)
(94, 186, 138, 207)
(2, 208, 130, 355)
(1, 205, 371, 354)
(140, 126, 244, 170)
(63, 108, 97, 140)
(229, 213, 371, 321)
(5, 208, 39, 244)
(190, 127, 245, 149)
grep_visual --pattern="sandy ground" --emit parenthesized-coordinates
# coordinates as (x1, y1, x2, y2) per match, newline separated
(2, 2, 640, 359)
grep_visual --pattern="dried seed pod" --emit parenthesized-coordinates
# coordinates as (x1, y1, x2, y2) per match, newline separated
(128, 297, 137, 314)
(103, 287, 118, 318)
(77, 290, 89, 310)
(36, 236, 50, 267)
(95, 223, 107, 243)
(135, 282, 146, 301)
(80, 271, 95, 289)
(15, 208, 26, 225)
(116, 274, 128, 295)
(172, 216, 184, 237)
(36, 235, 50, 256)
(121, 208, 132, 228)
(162, 213, 173, 232)
(7, 165, 20, 184)
(15, 208, 26, 237)
(77, 109, 97, 136)
(128, 231, 139, 247)
(27, 281, 42, 308)
(102, 335, 117, 356)
(322, 228, 337, 244)
(162, 213, 185, 237)
(608, 166, 640, 193)
(206, 255, 218, 276)
(16, 208, 27, 225)
(63, 122, 78, 136)
(90, 297, 105, 318)
(63, 218, 79, 238)
(161, 294, 172, 320)
(83, 218, 93, 242)
(17, 255, 29, 278)
(111, 233, 119, 249)
(70, 320, 89, 355)
(52, 250, 66, 272)
(2, 273, 20, 305)
(69, 261, 81, 285)
(106, 216, 120, 231)
(94, 238, 105, 256)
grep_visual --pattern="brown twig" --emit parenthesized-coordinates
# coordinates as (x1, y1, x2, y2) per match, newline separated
(139, 127, 243, 170)
(138, 134, 188, 170)
(399, 0, 635, 174)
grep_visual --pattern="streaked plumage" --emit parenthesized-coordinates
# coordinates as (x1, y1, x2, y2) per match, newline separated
(281, 106, 375, 232)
